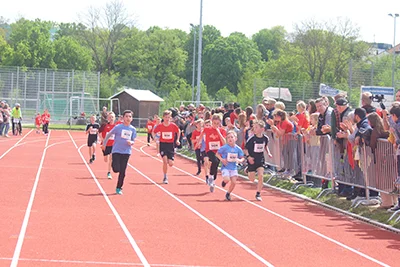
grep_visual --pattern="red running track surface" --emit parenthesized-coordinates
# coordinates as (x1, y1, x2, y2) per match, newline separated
(0, 130, 399, 267)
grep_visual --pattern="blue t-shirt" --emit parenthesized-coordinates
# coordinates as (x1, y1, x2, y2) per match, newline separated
(217, 144, 244, 171)
(105, 124, 137, 154)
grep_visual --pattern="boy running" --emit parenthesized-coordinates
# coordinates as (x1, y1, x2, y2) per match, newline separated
(146, 117, 155, 146)
(100, 112, 116, 179)
(191, 119, 203, 175)
(153, 110, 181, 184)
(41, 109, 51, 135)
(102, 110, 137, 195)
(196, 114, 226, 192)
(245, 120, 272, 201)
(86, 115, 100, 163)
(216, 131, 245, 201)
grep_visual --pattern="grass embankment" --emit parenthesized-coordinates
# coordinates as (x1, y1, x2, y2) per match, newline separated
(178, 148, 400, 230)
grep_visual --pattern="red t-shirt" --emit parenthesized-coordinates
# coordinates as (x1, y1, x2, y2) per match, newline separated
(191, 129, 201, 148)
(153, 123, 180, 143)
(146, 121, 155, 133)
(115, 120, 123, 125)
(248, 114, 256, 121)
(41, 113, 50, 124)
(101, 123, 116, 146)
(204, 127, 227, 152)
(278, 119, 294, 134)
(296, 112, 310, 130)
(35, 116, 42, 126)
(230, 112, 237, 125)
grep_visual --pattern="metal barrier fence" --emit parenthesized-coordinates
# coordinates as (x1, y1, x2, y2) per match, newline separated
(0, 66, 100, 122)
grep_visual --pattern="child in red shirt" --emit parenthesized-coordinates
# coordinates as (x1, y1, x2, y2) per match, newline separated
(191, 119, 204, 175)
(153, 110, 181, 184)
(196, 113, 226, 192)
(100, 112, 116, 179)
(41, 109, 51, 135)
(35, 112, 42, 134)
(145, 117, 155, 146)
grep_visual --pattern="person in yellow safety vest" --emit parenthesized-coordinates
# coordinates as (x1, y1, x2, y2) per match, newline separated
(11, 103, 22, 135)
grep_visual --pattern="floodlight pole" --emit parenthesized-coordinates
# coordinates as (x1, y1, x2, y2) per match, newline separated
(196, 0, 203, 107)
(389, 13, 399, 88)
(190, 24, 196, 103)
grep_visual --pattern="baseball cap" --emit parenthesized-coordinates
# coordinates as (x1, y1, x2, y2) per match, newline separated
(335, 98, 349, 106)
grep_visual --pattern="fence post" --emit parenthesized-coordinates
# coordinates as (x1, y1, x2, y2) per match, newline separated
(11, 73, 14, 104)
(97, 72, 100, 113)
(24, 72, 27, 111)
(16, 67, 19, 103)
(52, 71, 55, 114)
(36, 72, 41, 112)
(44, 69, 47, 109)
(362, 144, 370, 201)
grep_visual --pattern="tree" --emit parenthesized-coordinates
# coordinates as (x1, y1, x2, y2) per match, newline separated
(252, 26, 286, 61)
(78, 0, 133, 75)
(215, 87, 237, 104)
(53, 36, 94, 70)
(291, 18, 369, 93)
(0, 35, 11, 64)
(7, 18, 56, 68)
(202, 33, 262, 96)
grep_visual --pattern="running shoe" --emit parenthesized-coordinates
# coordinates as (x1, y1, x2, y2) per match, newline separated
(205, 176, 209, 185)
(92, 155, 96, 161)
(195, 170, 201, 176)
(222, 181, 227, 188)
(225, 192, 231, 201)
(209, 178, 215, 193)
(116, 188, 123, 195)
(163, 177, 169, 184)
(388, 205, 400, 212)
(107, 172, 112, 179)
(89, 158, 93, 164)
(256, 192, 262, 201)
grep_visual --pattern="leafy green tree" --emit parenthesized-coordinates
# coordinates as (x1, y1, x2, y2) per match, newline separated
(0, 35, 11, 64)
(202, 33, 262, 96)
(252, 26, 286, 61)
(7, 18, 56, 68)
(215, 87, 237, 104)
(53, 36, 93, 70)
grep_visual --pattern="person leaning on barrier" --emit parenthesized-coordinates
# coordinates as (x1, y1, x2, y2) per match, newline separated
(387, 105, 400, 211)
(315, 98, 333, 135)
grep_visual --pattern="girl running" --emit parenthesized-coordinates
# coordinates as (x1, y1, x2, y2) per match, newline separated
(100, 112, 116, 179)
(35, 112, 42, 134)
(153, 110, 181, 184)
(196, 114, 226, 192)
(146, 117, 155, 146)
(245, 120, 272, 201)
(216, 131, 245, 201)
(86, 115, 100, 163)
(102, 110, 137, 195)
(152, 117, 162, 157)
(41, 109, 51, 135)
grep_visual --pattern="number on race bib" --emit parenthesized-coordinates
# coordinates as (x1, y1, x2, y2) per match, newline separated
(13, 119, 20, 123)
(209, 141, 220, 150)
(121, 129, 132, 140)
(90, 129, 98, 135)
(162, 132, 173, 140)
(227, 153, 238, 162)
(254, 143, 265, 153)
(109, 134, 115, 140)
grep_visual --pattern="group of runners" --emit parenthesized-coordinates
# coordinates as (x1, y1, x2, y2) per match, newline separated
(91, 107, 272, 201)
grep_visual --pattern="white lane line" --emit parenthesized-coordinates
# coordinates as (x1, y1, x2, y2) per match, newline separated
(0, 129, 33, 160)
(67, 131, 150, 267)
(10, 132, 61, 267)
(134, 144, 391, 267)
(0, 257, 221, 267)
(128, 162, 274, 267)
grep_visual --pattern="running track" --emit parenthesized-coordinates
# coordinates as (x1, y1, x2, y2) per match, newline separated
(0, 130, 399, 267)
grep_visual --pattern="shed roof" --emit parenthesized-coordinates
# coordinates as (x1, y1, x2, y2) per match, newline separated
(109, 88, 164, 102)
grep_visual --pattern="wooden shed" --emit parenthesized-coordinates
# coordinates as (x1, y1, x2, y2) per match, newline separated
(109, 88, 164, 124)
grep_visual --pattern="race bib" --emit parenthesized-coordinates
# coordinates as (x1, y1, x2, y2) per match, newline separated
(162, 132, 173, 140)
(147, 125, 153, 130)
(109, 134, 115, 140)
(209, 141, 220, 150)
(254, 143, 265, 153)
(13, 118, 20, 123)
(227, 153, 238, 162)
(90, 129, 98, 135)
(121, 129, 132, 140)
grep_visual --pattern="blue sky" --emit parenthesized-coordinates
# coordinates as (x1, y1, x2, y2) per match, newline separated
(2, 0, 399, 45)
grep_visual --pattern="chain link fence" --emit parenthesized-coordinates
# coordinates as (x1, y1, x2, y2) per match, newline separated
(0, 66, 100, 124)
(254, 59, 400, 111)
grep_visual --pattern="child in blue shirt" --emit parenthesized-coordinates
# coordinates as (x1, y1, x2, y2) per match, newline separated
(102, 110, 137, 195)
(216, 130, 245, 201)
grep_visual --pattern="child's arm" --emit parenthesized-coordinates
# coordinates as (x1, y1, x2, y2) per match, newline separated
(216, 151, 228, 167)
(102, 127, 116, 148)
(216, 128, 226, 145)
(85, 125, 91, 134)
(265, 145, 272, 158)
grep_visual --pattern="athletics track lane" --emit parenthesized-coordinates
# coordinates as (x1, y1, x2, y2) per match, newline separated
(0, 130, 47, 264)
(3, 131, 143, 267)
(133, 136, 400, 267)
(68, 131, 265, 267)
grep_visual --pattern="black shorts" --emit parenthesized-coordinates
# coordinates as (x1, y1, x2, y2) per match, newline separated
(160, 142, 175, 160)
(206, 150, 217, 162)
(87, 136, 97, 147)
(247, 158, 264, 172)
(102, 146, 112, 156)
(201, 151, 207, 158)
